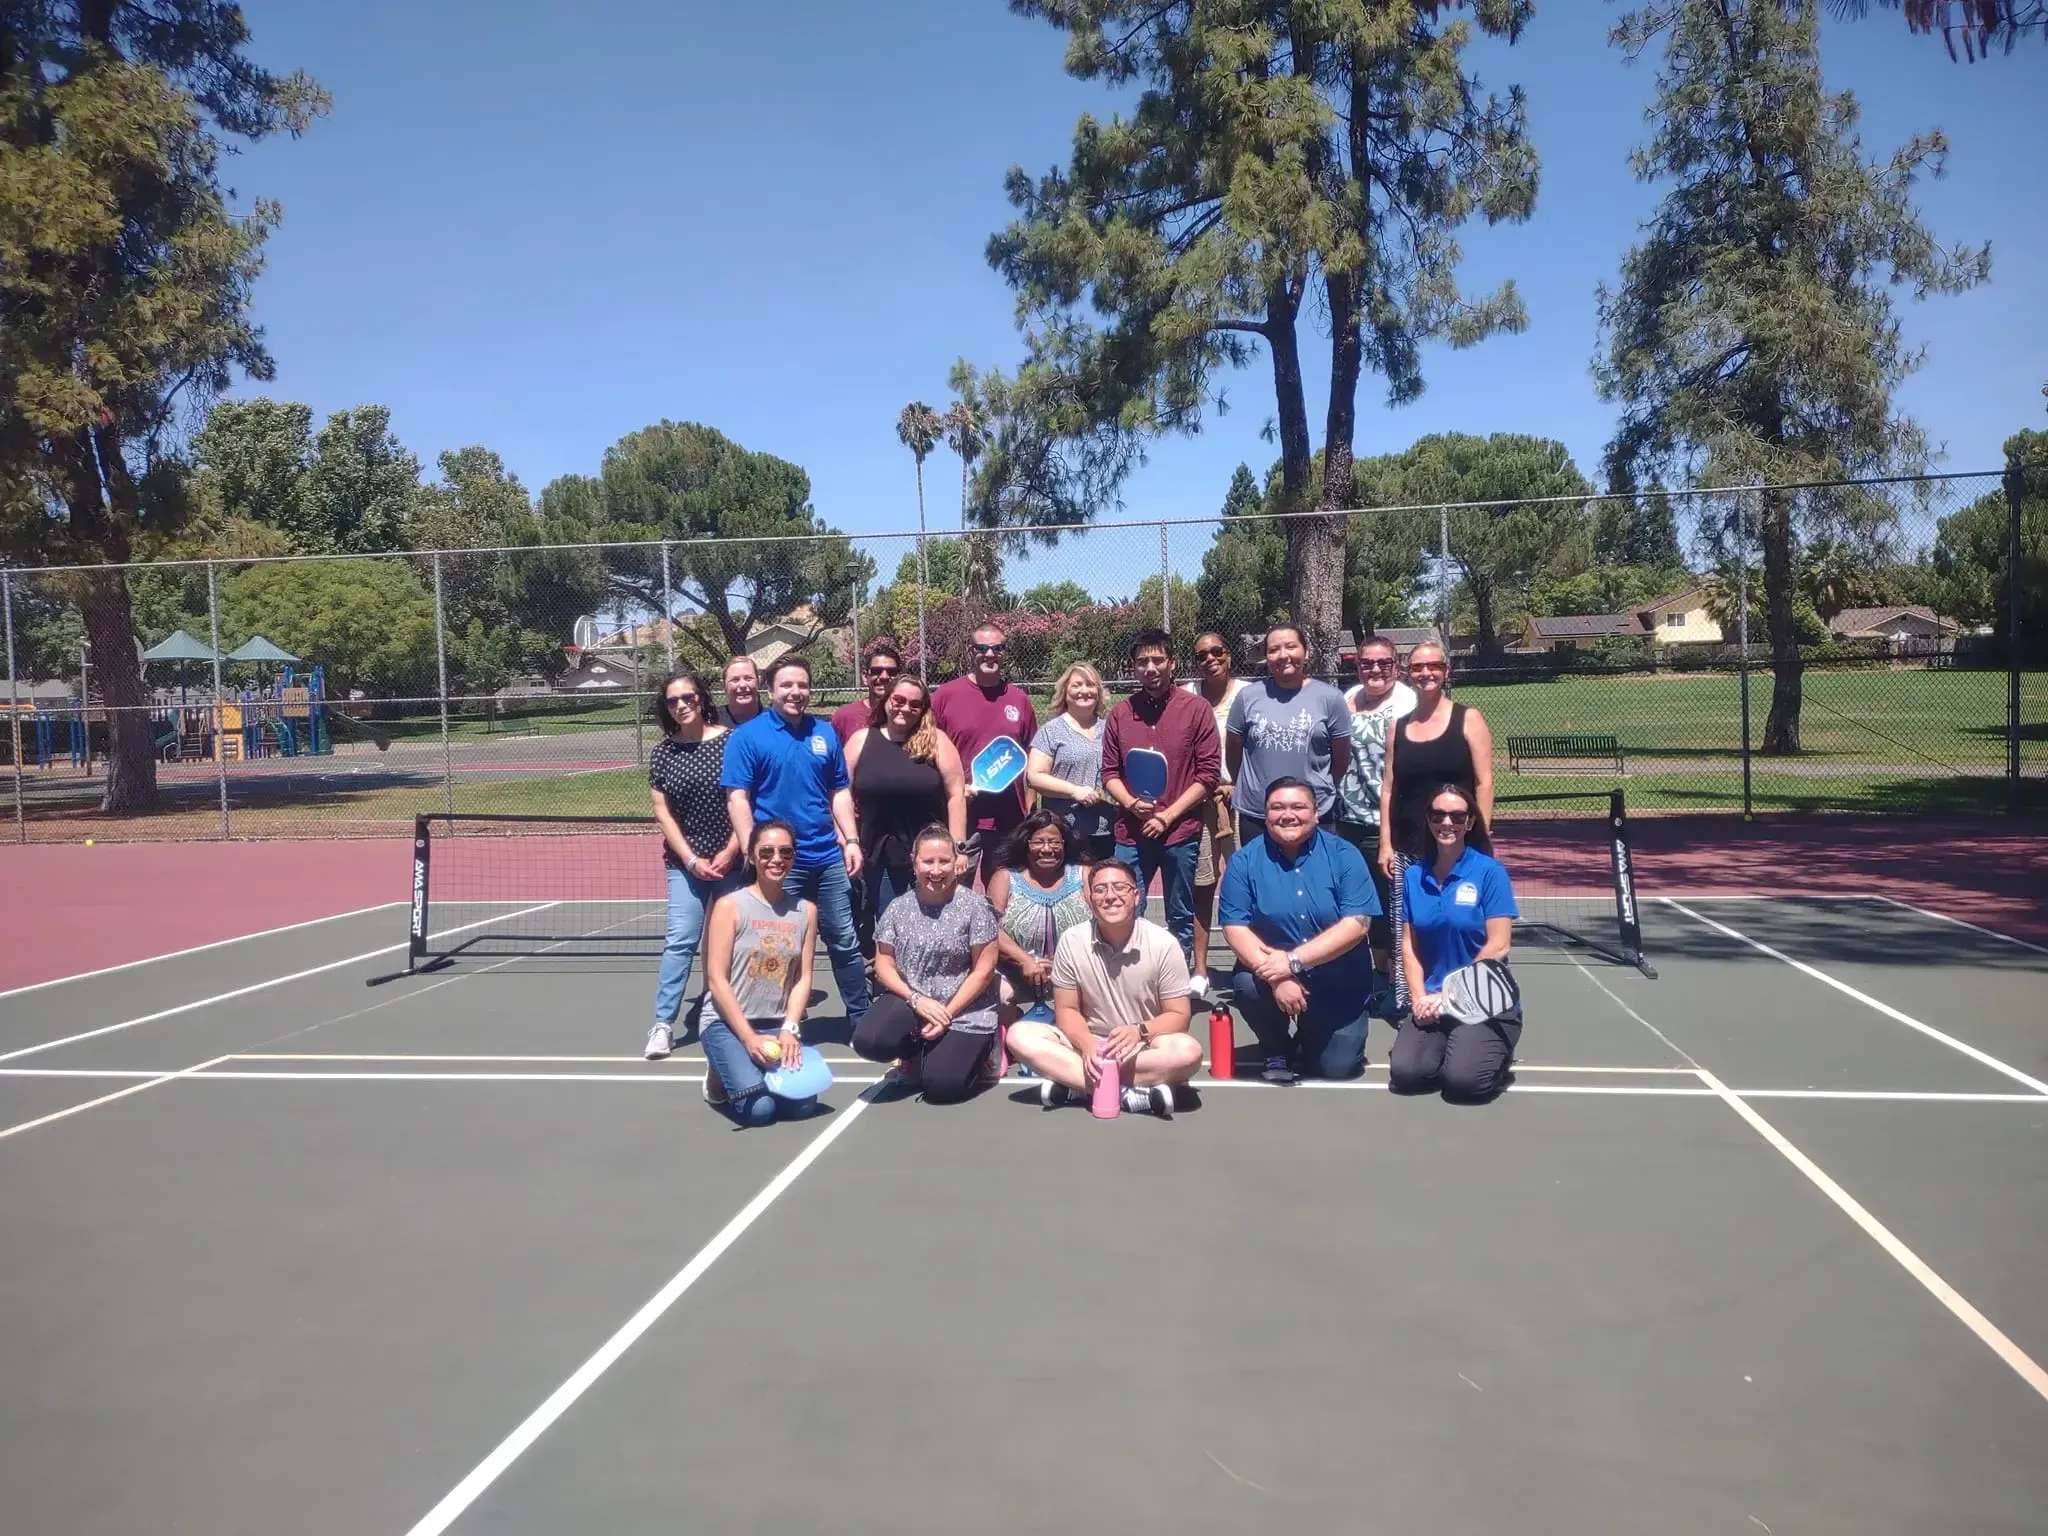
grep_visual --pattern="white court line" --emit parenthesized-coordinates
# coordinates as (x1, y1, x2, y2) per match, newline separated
(226, 1053, 1701, 1075)
(402, 1087, 878, 1536)
(1660, 897, 2048, 1098)
(5, 1068, 2045, 1103)
(0, 904, 556, 1066)
(1871, 894, 2048, 959)
(1561, 952, 2048, 1409)
(0, 1054, 235, 1142)
(0, 902, 404, 1001)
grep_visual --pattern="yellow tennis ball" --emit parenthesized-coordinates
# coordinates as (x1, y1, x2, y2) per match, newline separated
(84, 838, 94, 847)
(760, 1038, 782, 1061)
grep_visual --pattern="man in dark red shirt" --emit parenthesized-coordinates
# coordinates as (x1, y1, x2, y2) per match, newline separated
(1102, 627, 1220, 971)
(830, 639, 901, 746)
(931, 621, 1037, 885)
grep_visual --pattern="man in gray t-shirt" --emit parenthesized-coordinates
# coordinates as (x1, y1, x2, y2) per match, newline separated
(1225, 623, 1352, 841)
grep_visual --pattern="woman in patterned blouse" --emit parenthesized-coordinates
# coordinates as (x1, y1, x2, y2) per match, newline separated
(986, 809, 1091, 1028)
(645, 669, 741, 1060)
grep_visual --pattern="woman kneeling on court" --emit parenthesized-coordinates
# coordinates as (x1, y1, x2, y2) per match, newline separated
(1388, 781, 1521, 1100)
(853, 825, 1003, 1101)
(700, 820, 821, 1126)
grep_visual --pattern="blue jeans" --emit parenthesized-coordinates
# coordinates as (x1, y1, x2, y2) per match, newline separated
(789, 859, 871, 1024)
(701, 1016, 817, 1128)
(1229, 966, 1370, 1079)
(864, 859, 914, 932)
(1113, 837, 1201, 968)
(653, 865, 740, 1028)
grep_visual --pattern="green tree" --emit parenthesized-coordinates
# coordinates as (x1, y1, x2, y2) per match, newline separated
(594, 422, 872, 668)
(219, 559, 437, 698)
(1596, 0, 1987, 753)
(304, 405, 421, 554)
(192, 399, 315, 543)
(1018, 580, 1095, 613)
(0, 4, 324, 809)
(1929, 431, 2048, 656)
(1592, 482, 1685, 571)
(1195, 464, 1288, 648)
(986, 1, 1539, 657)
(1356, 433, 1593, 659)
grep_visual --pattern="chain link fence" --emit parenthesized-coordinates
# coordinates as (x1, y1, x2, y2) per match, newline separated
(3, 471, 2037, 842)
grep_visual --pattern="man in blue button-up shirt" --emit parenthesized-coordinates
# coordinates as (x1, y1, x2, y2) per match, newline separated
(1218, 778, 1380, 1084)
(723, 656, 870, 1025)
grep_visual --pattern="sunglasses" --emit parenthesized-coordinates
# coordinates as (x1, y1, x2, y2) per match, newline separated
(665, 693, 701, 708)
(1358, 659, 1396, 672)
(888, 694, 928, 710)
(754, 845, 796, 863)
(868, 663, 900, 677)
(1410, 661, 1447, 673)
(1428, 809, 1472, 825)
(1195, 646, 1228, 659)
(971, 643, 1006, 655)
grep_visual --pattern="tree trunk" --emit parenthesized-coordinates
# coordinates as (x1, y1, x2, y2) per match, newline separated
(1321, 259, 1363, 653)
(1271, 291, 1344, 665)
(78, 568, 160, 813)
(1470, 576, 1501, 664)
(1758, 486, 1803, 754)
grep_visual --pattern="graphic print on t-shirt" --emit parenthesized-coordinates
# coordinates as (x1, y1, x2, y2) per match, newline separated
(745, 920, 800, 992)
(1247, 704, 1316, 755)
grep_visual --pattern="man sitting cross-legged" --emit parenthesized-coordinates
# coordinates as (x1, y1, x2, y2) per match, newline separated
(1004, 860, 1205, 1117)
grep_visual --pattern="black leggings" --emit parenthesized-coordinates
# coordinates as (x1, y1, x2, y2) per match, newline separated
(852, 995, 996, 1102)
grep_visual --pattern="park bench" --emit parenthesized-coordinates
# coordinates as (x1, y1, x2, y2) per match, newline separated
(1506, 733, 1625, 775)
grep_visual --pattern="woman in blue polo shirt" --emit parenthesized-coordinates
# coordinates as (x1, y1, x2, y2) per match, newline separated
(1388, 781, 1519, 1099)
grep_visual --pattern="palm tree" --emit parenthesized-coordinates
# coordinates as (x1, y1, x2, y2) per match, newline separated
(896, 401, 943, 676)
(943, 397, 999, 606)
(1824, 0, 2042, 62)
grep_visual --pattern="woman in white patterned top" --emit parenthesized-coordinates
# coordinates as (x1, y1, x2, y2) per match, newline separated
(646, 669, 739, 1060)
(851, 825, 1002, 1102)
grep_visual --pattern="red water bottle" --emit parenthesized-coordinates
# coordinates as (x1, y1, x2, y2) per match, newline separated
(1208, 1005, 1235, 1080)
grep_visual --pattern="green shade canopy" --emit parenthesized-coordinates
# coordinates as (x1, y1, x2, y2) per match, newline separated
(226, 634, 299, 664)
(140, 629, 218, 663)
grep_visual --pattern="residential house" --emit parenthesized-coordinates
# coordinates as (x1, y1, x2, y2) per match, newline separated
(1633, 587, 1722, 645)
(1519, 613, 1648, 653)
(1827, 605, 1957, 643)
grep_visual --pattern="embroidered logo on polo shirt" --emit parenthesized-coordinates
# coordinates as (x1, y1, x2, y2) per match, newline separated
(1004, 705, 1020, 722)
(1454, 882, 1479, 906)
(809, 735, 827, 757)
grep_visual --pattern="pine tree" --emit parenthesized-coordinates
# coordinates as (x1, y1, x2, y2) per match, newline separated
(1596, 0, 1986, 752)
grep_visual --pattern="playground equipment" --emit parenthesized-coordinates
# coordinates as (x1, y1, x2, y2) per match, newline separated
(2, 666, 331, 769)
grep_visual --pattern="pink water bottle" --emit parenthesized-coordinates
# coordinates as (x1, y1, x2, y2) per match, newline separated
(1091, 1046, 1122, 1119)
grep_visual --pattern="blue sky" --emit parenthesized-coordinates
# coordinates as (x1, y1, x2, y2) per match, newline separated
(227, 0, 2046, 544)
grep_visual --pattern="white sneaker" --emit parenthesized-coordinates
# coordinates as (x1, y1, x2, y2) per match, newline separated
(1039, 1079, 1074, 1110)
(644, 1024, 673, 1060)
(702, 1065, 728, 1107)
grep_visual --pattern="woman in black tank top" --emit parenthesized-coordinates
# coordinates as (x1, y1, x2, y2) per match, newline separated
(1377, 643, 1494, 1015)
(846, 677, 968, 919)
(1379, 643, 1496, 867)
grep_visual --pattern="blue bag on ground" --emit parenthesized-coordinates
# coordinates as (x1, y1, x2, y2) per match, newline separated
(762, 1048, 833, 1101)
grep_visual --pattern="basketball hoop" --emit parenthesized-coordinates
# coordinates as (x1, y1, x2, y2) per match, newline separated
(563, 644, 583, 667)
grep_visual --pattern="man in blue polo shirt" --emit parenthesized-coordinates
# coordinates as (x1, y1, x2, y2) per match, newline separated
(1218, 776, 1379, 1083)
(722, 655, 870, 1025)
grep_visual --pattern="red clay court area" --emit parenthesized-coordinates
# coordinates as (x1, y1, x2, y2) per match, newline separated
(0, 817, 2040, 994)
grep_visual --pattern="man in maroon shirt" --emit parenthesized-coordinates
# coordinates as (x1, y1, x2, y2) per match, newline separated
(931, 621, 1037, 885)
(1102, 627, 1220, 970)
(830, 639, 901, 746)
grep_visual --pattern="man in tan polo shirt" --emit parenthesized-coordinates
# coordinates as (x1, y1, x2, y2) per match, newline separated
(1004, 860, 1204, 1116)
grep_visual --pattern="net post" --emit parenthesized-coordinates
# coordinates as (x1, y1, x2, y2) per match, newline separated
(431, 551, 453, 818)
(206, 561, 229, 838)
(3, 568, 23, 844)
(2005, 460, 2024, 815)
(1607, 788, 1654, 978)
(915, 532, 929, 684)
(1436, 505, 1451, 641)
(409, 813, 432, 972)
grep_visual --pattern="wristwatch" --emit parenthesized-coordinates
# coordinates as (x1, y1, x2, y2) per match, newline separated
(783, 1022, 802, 1041)
(1138, 1022, 1152, 1045)
(1287, 951, 1306, 979)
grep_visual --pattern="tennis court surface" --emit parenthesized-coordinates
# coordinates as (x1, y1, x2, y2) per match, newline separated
(3, 889, 2047, 1534)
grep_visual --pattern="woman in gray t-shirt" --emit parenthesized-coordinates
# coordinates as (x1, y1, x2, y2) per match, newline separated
(700, 819, 820, 1126)
(851, 824, 1003, 1103)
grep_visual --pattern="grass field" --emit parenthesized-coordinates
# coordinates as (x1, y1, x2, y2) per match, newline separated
(13, 666, 2045, 838)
